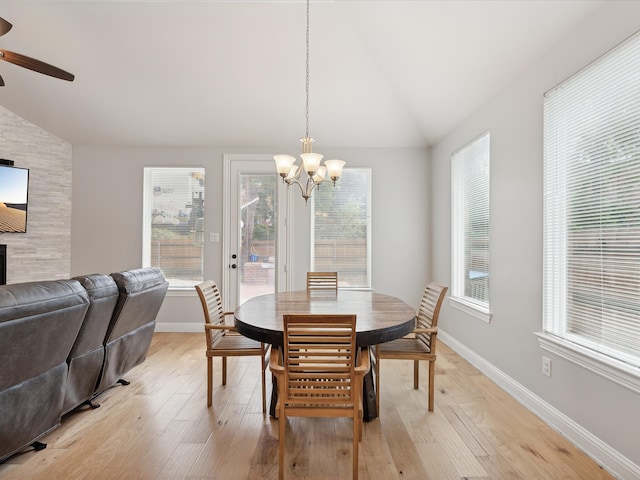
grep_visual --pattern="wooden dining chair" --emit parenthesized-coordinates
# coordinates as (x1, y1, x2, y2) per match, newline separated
(269, 314, 370, 480)
(195, 280, 269, 412)
(306, 271, 338, 291)
(373, 283, 448, 412)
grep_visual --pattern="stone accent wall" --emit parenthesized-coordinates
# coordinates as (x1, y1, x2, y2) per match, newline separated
(0, 105, 72, 283)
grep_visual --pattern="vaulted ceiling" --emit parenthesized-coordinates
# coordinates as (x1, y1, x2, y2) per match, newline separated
(0, 0, 605, 149)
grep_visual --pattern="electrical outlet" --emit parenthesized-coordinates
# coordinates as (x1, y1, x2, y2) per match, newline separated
(542, 356, 552, 377)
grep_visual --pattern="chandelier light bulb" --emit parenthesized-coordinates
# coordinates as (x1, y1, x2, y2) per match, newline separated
(285, 164, 300, 182)
(324, 159, 346, 182)
(313, 165, 327, 184)
(301, 152, 323, 175)
(274, 155, 297, 178)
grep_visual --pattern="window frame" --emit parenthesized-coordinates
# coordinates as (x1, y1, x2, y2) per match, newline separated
(450, 131, 492, 323)
(540, 30, 640, 390)
(142, 166, 205, 291)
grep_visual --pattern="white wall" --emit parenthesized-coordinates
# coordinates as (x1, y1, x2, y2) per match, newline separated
(71, 145, 430, 330)
(430, 2, 640, 478)
(0, 105, 72, 283)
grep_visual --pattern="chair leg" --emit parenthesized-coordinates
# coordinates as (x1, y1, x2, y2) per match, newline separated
(357, 376, 364, 441)
(278, 404, 285, 480)
(413, 360, 420, 390)
(261, 348, 267, 413)
(374, 345, 381, 412)
(222, 356, 227, 386)
(207, 357, 213, 407)
(353, 410, 359, 480)
(428, 360, 435, 412)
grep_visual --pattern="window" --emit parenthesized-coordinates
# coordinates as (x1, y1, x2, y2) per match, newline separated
(143, 167, 205, 289)
(311, 168, 371, 289)
(543, 31, 640, 380)
(451, 132, 491, 321)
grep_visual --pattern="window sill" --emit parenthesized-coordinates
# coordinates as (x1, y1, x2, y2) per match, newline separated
(449, 296, 492, 323)
(167, 287, 197, 297)
(536, 332, 640, 394)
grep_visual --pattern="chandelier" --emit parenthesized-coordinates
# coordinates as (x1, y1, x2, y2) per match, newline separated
(274, 0, 345, 204)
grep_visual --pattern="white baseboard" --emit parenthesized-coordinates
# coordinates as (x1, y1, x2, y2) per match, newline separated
(438, 330, 640, 480)
(154, 322, 202, 333)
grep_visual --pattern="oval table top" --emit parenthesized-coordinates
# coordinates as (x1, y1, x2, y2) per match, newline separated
(234, 289, 416, 347)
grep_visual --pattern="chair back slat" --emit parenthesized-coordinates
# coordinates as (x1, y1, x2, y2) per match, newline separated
(283, 314, 356, 406)
(306, 271, 339, 291)
(415, 283, 448, 352)
(195, 280, 227, 348)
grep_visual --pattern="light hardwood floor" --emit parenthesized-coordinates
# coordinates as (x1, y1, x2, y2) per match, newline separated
(0, 333, 614, 479)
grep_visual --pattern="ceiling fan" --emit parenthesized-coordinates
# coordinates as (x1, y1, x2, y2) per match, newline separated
(0, 16, 74, 86)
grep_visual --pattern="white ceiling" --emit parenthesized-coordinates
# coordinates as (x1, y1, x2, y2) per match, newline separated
(0, 0, 605, 149)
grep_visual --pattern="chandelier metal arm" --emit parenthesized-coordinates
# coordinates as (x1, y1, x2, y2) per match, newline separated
(284, 174, 321, 204)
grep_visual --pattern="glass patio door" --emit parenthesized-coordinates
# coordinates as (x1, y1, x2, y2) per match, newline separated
(223, 155, 289, 311)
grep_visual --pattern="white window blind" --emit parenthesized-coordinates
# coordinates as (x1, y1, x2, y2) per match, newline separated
(452, 132, 490, 309)
(142, 167, 205, 289)
(311, 168, 371, 289)
(543, 31, 640, 368)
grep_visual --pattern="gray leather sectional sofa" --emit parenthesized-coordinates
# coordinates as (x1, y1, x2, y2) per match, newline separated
(0, 267, 169, 462)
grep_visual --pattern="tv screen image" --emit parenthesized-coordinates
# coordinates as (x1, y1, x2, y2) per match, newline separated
(0, 165, 29, 233)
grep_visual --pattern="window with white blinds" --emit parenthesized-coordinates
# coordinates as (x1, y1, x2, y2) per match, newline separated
(142, 167, 205, 289)
(311, 168, 371, 289)
(543, 31, 640, 371)
(452, 132, 490, 314)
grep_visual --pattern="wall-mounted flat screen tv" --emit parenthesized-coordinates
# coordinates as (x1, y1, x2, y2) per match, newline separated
(0, 164, 30, 233)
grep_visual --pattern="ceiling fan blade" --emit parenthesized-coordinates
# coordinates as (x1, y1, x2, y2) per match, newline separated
(0, 49, 74, 82)
(0, 17, 12, 37)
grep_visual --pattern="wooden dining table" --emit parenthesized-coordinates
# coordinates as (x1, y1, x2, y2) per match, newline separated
(234, 289, 417, 420)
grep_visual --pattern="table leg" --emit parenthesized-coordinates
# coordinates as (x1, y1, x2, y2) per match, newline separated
(269, 375, 278, 418)
(362, 367, 378, 421)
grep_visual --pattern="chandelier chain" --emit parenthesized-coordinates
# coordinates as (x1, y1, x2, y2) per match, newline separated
(305, 0, 310, 139)
(273, 0, 345, 204)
